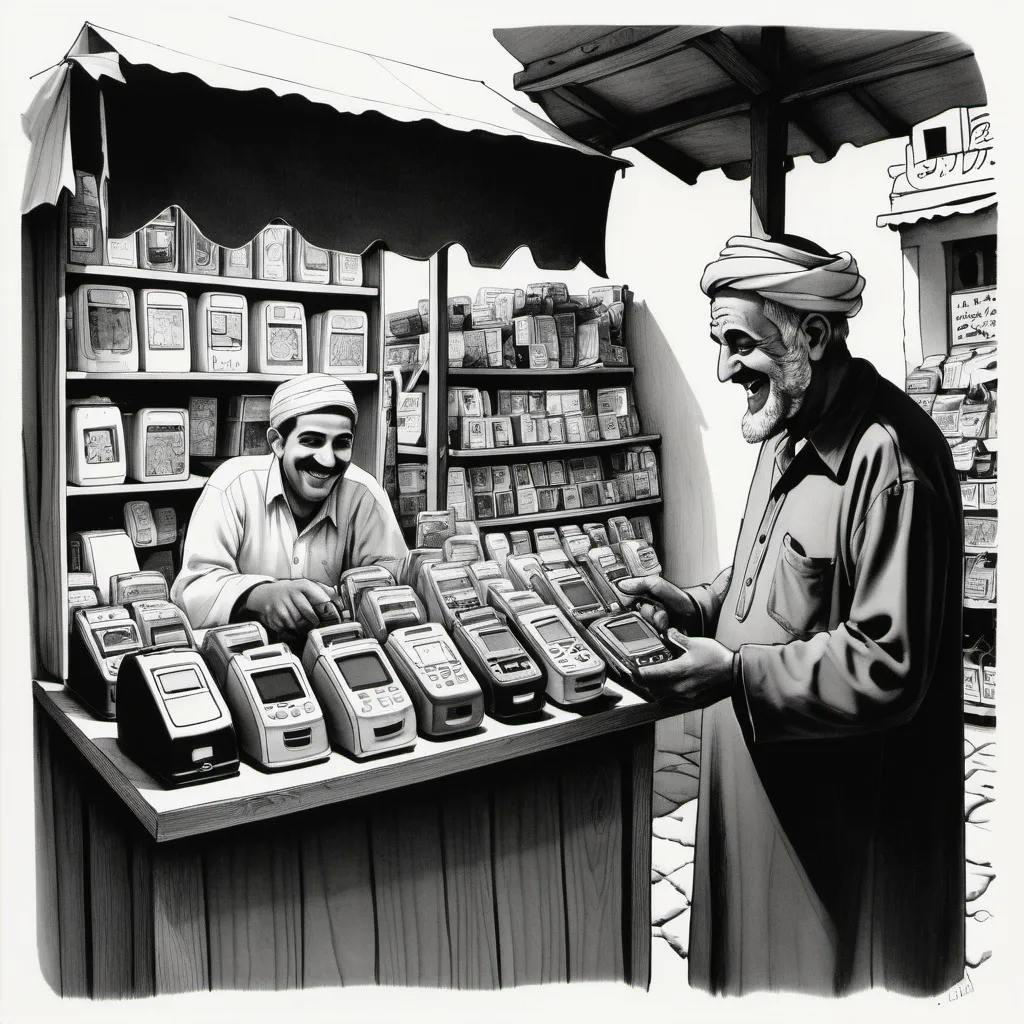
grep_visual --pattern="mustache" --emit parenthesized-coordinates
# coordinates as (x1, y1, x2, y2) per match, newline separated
(296, 457, 344, 478)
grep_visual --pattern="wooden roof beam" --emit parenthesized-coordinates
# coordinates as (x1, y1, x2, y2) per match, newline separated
(690, 30, 771, 94)
(781, 32, 974, 104)
(606, 86, 750, 150)
(513, 25, 718, 93)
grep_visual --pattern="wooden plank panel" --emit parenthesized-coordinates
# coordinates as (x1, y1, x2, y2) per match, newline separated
(560, 752, 625, 982)
(131, 837, 155, 996)
(33, 707, 62, 993)
(87, 796, 135, 997)
(151, 844, 208, 994)
(300, 810, 377, 987)
(626, 727, 655, 988)
(441, 786, 499, 989)
(50, 729, 90, 996)
(371, 798, 452, 987)
(492, 773, 567, 986)
(205, 831, 302, 989)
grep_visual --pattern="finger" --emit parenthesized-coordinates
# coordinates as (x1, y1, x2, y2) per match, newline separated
(296, 579, 336, 602)
(315, 601, 342, 624)
(665, 628, 691, 652)
(291, 593, 322, 628)
(277, 597, 303, 634)
(637, 654, 692, 685)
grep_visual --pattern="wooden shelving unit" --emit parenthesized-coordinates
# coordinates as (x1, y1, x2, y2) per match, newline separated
(476, 497, 662, 530)
(67, 371, 378, 383)
(449, 433, 660, 459)
(67, 475, 209, 497)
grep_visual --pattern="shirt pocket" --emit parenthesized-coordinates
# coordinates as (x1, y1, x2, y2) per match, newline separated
(767, 532, 835, 639)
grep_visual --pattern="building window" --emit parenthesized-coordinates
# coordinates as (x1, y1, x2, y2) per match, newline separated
(923, 126, 949, 159)
(950, 236, 997, 293)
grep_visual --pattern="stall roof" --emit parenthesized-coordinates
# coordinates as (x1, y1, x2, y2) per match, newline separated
(494, 25, 987, 185)
(23, 21, 629, 273)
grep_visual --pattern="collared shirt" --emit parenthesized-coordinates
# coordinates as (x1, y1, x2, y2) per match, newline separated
(171, 455, 408, 628)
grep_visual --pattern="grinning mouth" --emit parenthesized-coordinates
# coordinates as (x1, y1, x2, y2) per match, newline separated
(297, 460, 341, 485)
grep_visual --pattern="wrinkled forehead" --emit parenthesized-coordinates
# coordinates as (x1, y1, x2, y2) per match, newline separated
(709, 289, 776, 334)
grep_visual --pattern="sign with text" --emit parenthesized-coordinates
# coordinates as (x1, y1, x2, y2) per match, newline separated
(951, 287, 997, 346)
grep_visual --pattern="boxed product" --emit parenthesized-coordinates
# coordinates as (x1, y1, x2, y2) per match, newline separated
(965, 517, 997, 550)
(474, 493, 496, 520)
(494, 490, 516, 518)
(489, 416, 514, 447)
(511, 415, 538, 445)
(512, 464, 533, 489)
(584, 415, 601, 442)
(397, 392, 424, 445)
(220, 395, 271, 457)
(554, 313, 576, 367)
(470, 466, 494, 493)
(547, 460, 568, 486)
(547, 417, 566, 443)
(960, 481, 980, 510)
(448, 331, 465, 367)
(397, 463, 427, 494)
(577, 322, 600, 366)
(416, 510, 456, 549)
(941, 347, 975, 389)
(905, 354, 946, 393)
(579, 482, 602, 508)
(529, 462, 548, 486)
(564, 413, 588, 444)
(600, 480, 621, 504)
(492, 465, 512, 491)
(529, 344, 549, 369)
(562, 484, 582, 510)
(534, 417, 551, 443)
(588, 284, 627, 307)
(931, 393, 965, 437)
(460, 418, 488, 450)
(516, 487, 539, 514)
(387, 309, 426, 338)
(537, 487, 561, 513)
(188, 397, 218, 457)
(462, 329, 489, 368)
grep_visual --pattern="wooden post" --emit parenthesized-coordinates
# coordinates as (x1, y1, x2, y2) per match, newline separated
(749, 27, 788, 239)
(427, 249, 450, 509)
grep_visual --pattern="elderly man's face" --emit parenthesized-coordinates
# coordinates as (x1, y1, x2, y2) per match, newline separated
(710, 290, 812, 443)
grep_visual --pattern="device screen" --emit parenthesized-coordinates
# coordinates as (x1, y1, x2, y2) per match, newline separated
(267, 326, 302, 362)
(481, 628, 516, 653)
(439, 576, 471, 593)
(561, 580, 597, 608)
(84, 427, 117, 464)
(147, 308, 185, 350)
(335, 652, 391, 691)
(607, 620, 652, 645)
(158, 667, 204, 694)
(151, 624, 188, 646)
(537, 620, 572, 644)
(229, 638, 264, 655)
(415, 641, 450, 667)
(209, 310, 244, 349)
(251, 668, 305, 703)
(88, 306, 132, 353)
(96, 625, 138, 655)
(606, 566, 629, 582)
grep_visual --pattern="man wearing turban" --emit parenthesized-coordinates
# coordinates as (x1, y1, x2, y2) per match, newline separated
(621, 236, 965, 995)
(172, 374, 408, 634)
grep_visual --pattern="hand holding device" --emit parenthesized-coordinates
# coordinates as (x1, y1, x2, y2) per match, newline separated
(615, 576, 703, 635)
(246, 578, 340, 634)
(634, 634, 735, 710)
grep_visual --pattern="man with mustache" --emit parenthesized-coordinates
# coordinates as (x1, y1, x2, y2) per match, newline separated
(172, 374, 407, 635)
(621, 236, 965, 996)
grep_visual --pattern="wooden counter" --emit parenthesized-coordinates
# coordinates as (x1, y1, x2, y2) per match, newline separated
(35, 679, 674, 998)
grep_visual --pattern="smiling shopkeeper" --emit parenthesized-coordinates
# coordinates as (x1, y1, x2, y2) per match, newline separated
(172, 374, 408, 634)
(620, 236, 965, 996)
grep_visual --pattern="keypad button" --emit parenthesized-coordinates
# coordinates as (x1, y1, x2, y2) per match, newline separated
(439, 667, 452, 679)
(290, 707, 301, 717)
(758, 534, 767, 544)
(379, 697, 392, 707)
(446, 680, 455, 687)
(388, 685, 399, 692)
(304, 703, 314, 712)
(394, 695, 404, 704)
(276, 710, 288, 720)
(745, 578, 753, 586)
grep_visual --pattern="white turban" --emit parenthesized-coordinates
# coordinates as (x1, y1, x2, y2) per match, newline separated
(269, 374, 358, 429)
(701, 236, 866, 317)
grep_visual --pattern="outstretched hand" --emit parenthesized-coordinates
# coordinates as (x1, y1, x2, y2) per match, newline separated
(616, 576, 703, 635)
(636, 629, 735, 711)
(245, 578, 341, 635)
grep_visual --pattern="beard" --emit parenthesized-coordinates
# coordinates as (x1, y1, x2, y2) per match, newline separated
(740, 338, 813, 444)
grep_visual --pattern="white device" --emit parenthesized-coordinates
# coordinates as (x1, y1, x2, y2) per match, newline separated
(250, 300, 308, 375)
(582, 524, 610, 548)
(71, 284, 139, 373)
(357, 586, 426, 643)
(255, 224, 292, 281)
(452, 608, 545, 720)
(110, 571, 169, 606)
(483, 532, 512, 576)
(422, 562, 483, 630)
(201, 622, 270, 689)
(531, 564, 608, 628)
(587, 612, 675, 690)
(443, 535, 484, 565)
(292, 234, 331, 284)
(72, 529, 139, 604)
(221, 643, 330, 770)
(585, 546, 634, 609)
(137, 289, 191, 372)
(128, 599, 196, 649)
(487, 586, 545, 623)
(330, 251, 364, 287)
(559, 525, 592, 562)
(509, 605, 606, 705)
(309, 311, 368, 375)
(384, 623, 485, 737)
(68, 605, 142, 718)
(505, 552, 546, 592)
(193, 292, 249, 372)
(533, 527, 571, 570)
(306, 638, 416, 759)
(66, 399, 127, 486)
(300, 622, 365, 678)
(137, 208, 178, 271)
(406, 549, 446, 604)
(620, 538, 663, 577)
(466, 561, 504, 601)
(124, 408, 189, 483)
(124, 500, 156, 547)
(339, 565, 396, 621)
(116, 648, 240, 787)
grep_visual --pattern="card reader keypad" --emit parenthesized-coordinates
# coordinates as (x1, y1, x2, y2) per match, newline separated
(548, 639, 597, 669)
(264, 700, 319, 721)
(357, 685, 407, 715)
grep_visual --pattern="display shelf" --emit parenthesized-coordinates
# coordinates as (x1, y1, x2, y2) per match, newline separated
(964, 704, 996, 720)
(963, 506, 997, 515)
(965, 546, 997, 555)
(67, 371, 378, 383)
(66, 474, 209, 497)
(397, 444, 428, 456)
(449, 433, 661, 459)
(448, 366, 634, 380)
(476, 497, 662, 529)
(66, 263, 378, 297)
(964, 598, 997, 610)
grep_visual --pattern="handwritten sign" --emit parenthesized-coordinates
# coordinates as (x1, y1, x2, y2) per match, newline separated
(951, 287, 997, 346)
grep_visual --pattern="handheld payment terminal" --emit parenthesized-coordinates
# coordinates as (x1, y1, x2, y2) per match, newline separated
(505, 553, 546, 592)
(487, 586, 545, 623)
(582, 524, 610, 548)
(509, 531, 532, 555)
(466, 561, 504, 601)
(483, 532, 511, 575)
(201, 621, 270, 689)
(300, 622, 365, 677)
(422, 562, 482, 630)
(530, 565, 608, 628)
(74, 529, 139, 604)
(533, 529, 571, 569)
(452, 609, 545, 719)
(443, 535, 484, 565)
(481, 577, 515, 605)
(385, 624, 484, 736)
(559, 525, 592, 562)
(357, 586, 426, 643)
(111, 570, 169, 606)
(607, 516, 635, 551)
(509, 606, 606, 705)
(221, 644, 330, 770)
(339, 565, 396, 621)
(406, 549, 445, 603)
(306, 638, 416, 759)
(116, 648, 239, 787)
(620, 538, 663, 578)
(586, 613, 674, 689)
(585, 546, 634, 609)
(69, 606, 143, 719)
(129, 600, 196, 649)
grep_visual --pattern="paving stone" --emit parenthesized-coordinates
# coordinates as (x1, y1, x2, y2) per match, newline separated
(656, 713, 702, 758)
(667, 798, 698, 842)
(650, 932, 689, 991)
(660, 905, 691, 960)
(652, 835, 690, 877)
(966, 864, 995, 903)
(652, 877, 689, 927)
(664, 861, 694, 904)
(653, 812, 696, 848)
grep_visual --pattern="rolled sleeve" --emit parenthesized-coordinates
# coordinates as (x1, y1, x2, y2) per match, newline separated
(683, 566, 734, 636)
(736, 481, 949, 743)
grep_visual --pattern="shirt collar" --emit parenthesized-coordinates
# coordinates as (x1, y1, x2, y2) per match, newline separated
(264, 456, 342, 529)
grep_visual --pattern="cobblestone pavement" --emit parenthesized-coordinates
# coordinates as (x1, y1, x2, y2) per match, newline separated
(649, 719, 997, 992)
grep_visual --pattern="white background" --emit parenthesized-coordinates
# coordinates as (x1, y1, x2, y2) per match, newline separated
(2, 1, 1021, 1021)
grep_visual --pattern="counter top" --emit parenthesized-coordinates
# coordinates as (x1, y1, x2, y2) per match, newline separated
(35, 678, 674, 843)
